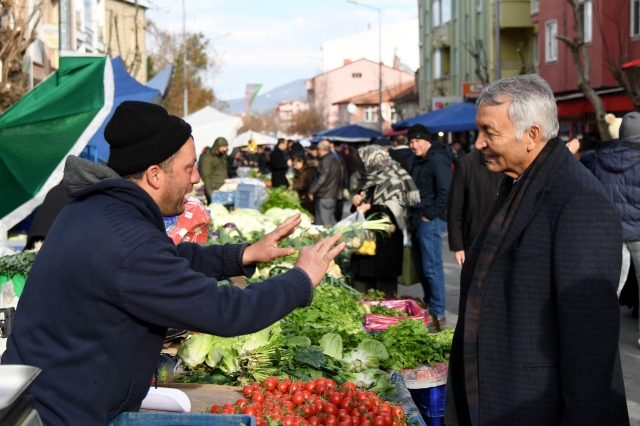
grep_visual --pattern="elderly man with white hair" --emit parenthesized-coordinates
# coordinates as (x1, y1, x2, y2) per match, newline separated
(445, 74, 629, 426)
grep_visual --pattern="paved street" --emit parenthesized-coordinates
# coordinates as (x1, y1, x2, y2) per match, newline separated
(396, 234, 640, 425)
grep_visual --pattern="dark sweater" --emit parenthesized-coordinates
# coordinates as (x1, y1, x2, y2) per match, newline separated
(408, 142, 453, 231)
(1, 157, 313, 426)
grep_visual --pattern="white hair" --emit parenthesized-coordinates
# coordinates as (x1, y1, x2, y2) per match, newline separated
(476, 74, 559, 141)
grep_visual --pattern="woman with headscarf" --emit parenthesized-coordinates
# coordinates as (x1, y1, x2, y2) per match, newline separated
(350, 145, 420, 297)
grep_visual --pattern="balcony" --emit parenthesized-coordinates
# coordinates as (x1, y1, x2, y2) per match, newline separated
(431, 22, 450, 49)
(499, 0, 535, 28)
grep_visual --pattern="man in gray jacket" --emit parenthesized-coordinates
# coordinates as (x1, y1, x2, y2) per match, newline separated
(309, 141, 343, 226)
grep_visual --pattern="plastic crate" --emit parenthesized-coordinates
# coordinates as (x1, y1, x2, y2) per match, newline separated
(108, 413, 255, 426)
(234, 184, 263, 210)
(409, 384, 446, 418)
(211, 191, 235, 205)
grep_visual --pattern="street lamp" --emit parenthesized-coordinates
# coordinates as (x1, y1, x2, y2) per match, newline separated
(347, 0, 382, 133)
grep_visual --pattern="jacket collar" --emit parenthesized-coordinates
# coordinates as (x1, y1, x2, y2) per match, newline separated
(495, 137, 568, 258)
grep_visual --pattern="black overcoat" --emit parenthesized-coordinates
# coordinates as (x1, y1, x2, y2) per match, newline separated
(446, 139, 629, 425)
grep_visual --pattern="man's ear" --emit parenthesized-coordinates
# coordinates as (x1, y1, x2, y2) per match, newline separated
(144, 165, 163, 190)
(526, 125, 542, 152)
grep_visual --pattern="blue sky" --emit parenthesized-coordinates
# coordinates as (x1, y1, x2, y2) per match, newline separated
(146, 0, 418, 101)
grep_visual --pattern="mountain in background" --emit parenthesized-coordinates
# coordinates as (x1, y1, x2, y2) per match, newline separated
(223, 79, 308, 114)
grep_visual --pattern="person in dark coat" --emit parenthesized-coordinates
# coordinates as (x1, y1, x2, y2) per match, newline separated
(1, 101, 346, 426)
(445, 75, 629, 426)
(593, 111, 640, 346)
(394, 135, 415, 170)
(24, 182, 71, 250)
(270, 138, 290, 188)
(349, 146, 420, 296)
(407, 124, 454, 323)
(373, 136, 409, 171)
(308, 141, 343, 226)
(291, 154, 318, 214)
(446, 149, 502, 266)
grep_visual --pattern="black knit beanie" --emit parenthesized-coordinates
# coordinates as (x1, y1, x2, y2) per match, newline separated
(407, 124, 432, 142)
(105, 101, 192, 176)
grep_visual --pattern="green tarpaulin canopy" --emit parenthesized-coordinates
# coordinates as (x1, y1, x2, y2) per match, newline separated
(0, 55, 114, 239)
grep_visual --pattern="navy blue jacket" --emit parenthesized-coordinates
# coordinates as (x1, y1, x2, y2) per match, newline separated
(1, 159, 313, 426)
(594, 139, 640, 242)
(408, 142, 453, 231)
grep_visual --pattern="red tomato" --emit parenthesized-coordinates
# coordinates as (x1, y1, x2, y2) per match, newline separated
(271, 414, 283, 422)
(243, 386, 255, 397)
(283, 401, 295, 412)
(325, 403, 339, 417)
(362, 413, 375, 423)
(316, 378, 326, 385)
(378, 404, 391, 414)
(305, 381, 317, 393)
(256, 417, 263, 424)
(303, 405, 315, 418)
(308, 394, 318, 403)
(325, 415, 339, 426)
(313, 399, 325, 412)
(252, 392, 265, 403)
(373, 417, 386, 426)
(210, 404, 221, 413)
(339, 422, 351, 426)
(325, 379, 336, 388)
(222, 408, 235, 414)
(302, 390, 312, 400)
(272, 407, 283, 414)
(292, 392, 305, 406)
(242, 406, 257, 416)
(266, 402, 275, 410)
(337, 408, 350, 417)
(329, 391, 344, 406)
(360, 422, 372, 426)
(381, 414, 393, 426)
(289, 383, 300, 394)
(236, 398, 249, 408)
(342, 382, 356, 393)
(315, 383, 326, 395)
(355, 392, 368, 403)
(260, 422, 269, 426)
(264, 378, 277, 391)
(352, 416, 362, 425)
(324, 386, 336, 397)
(350, 408, 361, 417)
(391, 407, 405, 419)
(284, 416, 296, 426)
(308, 416, 321, 426)
(340, 398, 354, 410)
(223, 403, 234, 410)
(279, 382, 290, 393)
(338, 414, 352, 423)
(391, 422, 404, 426)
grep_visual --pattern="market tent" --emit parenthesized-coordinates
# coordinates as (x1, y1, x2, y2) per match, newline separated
(0, 55, 114, 239)
(84, 57, 161, 163)
(146, 64, 173, 99)
(184, 106, 243, 154)
(315, 124, 381, 143)
(233, 130, 277, 148)
(392, 102, 478, 133)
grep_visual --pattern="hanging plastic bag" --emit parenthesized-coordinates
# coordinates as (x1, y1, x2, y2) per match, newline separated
(329, 211, 366, 252)
(167, 197, 211, 245)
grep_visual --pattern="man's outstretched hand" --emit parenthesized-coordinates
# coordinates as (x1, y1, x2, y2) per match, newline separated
(294, 233, 346, 287)
(243, 214, 301, 265)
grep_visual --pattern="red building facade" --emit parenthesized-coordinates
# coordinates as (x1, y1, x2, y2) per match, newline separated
(531, 0, 640, 139)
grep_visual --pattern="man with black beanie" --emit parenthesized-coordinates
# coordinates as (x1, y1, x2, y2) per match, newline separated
(2, 101, 345, 426)
(406, 123, 453, 324)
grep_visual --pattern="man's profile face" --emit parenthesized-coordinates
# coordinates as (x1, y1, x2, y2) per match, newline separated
(475, 100, 528, 178)
(308, 148, 318, 157)
(217, 145, 228, 155)
(410, 138, 432, 157)
(159, 137, 200, 216)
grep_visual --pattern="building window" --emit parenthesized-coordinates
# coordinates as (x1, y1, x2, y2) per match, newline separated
(84, 0, 92, 31)
(75, 9, 82, 30)
(432, 0, 440, 27)
(390, 107, 398, 123)
(633, 0, 640, 37)
(352, 73, 362, 78)
(434, 49, 442, 79)
(545, 20, 558, 63)
(365, 106, 377, 123)
(531, 0, 539, 14)
(579, 0, 592, 43)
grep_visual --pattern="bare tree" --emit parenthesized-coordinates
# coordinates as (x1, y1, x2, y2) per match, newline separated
(595, 3, 640, 112)
(0, 0, 44, 113)
(463, 39, 490, 85)
(556, 0, 611, 140)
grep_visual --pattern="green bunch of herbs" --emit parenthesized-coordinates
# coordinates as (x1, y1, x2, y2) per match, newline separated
(0, 251, 37, 277)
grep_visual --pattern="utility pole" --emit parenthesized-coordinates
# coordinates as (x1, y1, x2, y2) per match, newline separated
(347, 0, 383, 132)
(59, 0, 72, 51)
(182, 0, 188, 117)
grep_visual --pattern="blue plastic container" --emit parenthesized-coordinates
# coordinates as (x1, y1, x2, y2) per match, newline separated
(409, 384, 446, 418)
(211, 191, 235, 205)
(108, 413, 255, 426)
(234, 184, 263, 210)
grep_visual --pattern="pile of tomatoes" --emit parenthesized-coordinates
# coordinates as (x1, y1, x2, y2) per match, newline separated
(209, 377, 408, 426)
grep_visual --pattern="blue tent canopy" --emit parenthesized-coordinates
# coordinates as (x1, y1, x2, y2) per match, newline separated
(81, 57, 161, 162)
(146, 64, 173, 99)
(392, 102, 478, 133)
(315, 124, 382, 143)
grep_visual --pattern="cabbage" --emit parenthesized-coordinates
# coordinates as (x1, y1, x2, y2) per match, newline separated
(206, 336, 238, 374)
(319, 333, 343, 359)
(348, 368, 394, 395)
(341, 338, 388, 372)
(177, 334, 215, 368)
(237, 322, 281, 354)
